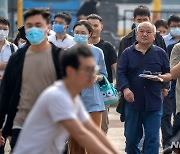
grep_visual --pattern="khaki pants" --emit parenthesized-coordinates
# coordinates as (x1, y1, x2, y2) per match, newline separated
(69, 111, 102, 154)
(101, 107, 109, 134)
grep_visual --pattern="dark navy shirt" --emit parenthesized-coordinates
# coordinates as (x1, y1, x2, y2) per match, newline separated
(117, 43, 170, 111)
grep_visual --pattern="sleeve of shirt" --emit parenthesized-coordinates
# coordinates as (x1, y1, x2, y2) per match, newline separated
(98, 48, 108, 77)
(162, 50, 170, 74)
(117, 49, 130, 92)
(77, 97, 90, 123)
(48, 91, 77, 123)
(170, 43, 180, 68)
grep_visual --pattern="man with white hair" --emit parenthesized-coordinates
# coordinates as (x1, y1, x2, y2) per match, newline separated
(117, 22, 170, 154)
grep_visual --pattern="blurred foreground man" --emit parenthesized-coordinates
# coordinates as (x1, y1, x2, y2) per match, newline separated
(13, 45, 118, 154)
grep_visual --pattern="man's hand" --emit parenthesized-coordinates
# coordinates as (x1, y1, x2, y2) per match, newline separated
(162, 89, 169, 99)
(158, 73, 172, 82)
(123, 88, 134, 102)
(94, 75, 103, 83)
(0, 130, 5, 147)
(0, 62, 7, 70)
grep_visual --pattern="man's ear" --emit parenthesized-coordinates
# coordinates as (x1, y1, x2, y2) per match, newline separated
(101, 24, 104, 31)
(47, 24, 51, 33)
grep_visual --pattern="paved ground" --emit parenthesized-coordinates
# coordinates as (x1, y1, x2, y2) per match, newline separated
(107, 107, 126, 153)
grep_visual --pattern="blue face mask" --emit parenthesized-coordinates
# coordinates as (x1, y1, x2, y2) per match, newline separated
(170, 27, 180, 37)
(26, 27, 45, 45)
(52, 24, 65, 34)
(135, 23, 140, 29)
(73, 34, 88, 45)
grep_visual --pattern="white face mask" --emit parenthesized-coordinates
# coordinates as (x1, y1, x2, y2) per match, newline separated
(0, 30, 9, 41)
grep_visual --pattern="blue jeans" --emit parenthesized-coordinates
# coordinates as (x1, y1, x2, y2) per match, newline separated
(161, 96, 176, 148)
(124, 107, 162, 154)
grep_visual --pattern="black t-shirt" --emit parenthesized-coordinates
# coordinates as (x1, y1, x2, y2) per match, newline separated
(94, 39, 117, 83)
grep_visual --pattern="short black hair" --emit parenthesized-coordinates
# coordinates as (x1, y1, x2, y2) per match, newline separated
(73, 20, 93, 34)
(154, 19, 168, 29)
(54, 12, 72, 25)
(0, 16, 10, 28)
(59, 45, 93, 78)
(87, 14, 102, 22)
(167, 14, 180, 26)
(23, 8, 51, 24)
(133, 5, 150, 18)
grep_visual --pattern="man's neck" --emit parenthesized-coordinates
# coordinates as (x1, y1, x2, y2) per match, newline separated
(0, 40, 5, 51)
(56, 33, 66, 40)
(136, 43, 152, 54)
(30, 40, 51, 52)
(63, 78, 81, 98)
(88, 37, 100, 44)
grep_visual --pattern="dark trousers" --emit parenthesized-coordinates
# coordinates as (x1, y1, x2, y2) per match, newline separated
(161, 96, 176, 148)
(10, 128, 21, 152)
(172, 113, 180, 142)
(124, 107, 162, 154)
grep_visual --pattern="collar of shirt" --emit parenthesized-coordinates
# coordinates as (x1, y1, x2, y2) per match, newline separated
(3, 39, 11, 47)
(132, 41, 154, 53)
(164, 33, 174, 41)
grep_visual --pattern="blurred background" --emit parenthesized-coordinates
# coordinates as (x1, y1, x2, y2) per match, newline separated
(1, 0, 180, 52)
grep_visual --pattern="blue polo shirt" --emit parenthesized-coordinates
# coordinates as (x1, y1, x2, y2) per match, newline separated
(117, 43, 170, 111)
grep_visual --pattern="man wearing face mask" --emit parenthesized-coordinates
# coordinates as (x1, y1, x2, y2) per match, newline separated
(48, 12, 75, 49)
(163, 15, 180, 47)
(161, 14, 180, 150)
(118, 5, 166, 58)
(0, 16, 18, 81)
(0, 8, 62, 153)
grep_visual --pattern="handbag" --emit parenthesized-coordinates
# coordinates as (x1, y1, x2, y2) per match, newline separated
(98, 75, 119, 106)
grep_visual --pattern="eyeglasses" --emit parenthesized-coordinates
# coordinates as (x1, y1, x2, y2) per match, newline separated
(79, 65, 100, 76)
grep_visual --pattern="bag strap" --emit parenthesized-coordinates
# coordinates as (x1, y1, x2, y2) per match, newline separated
(10, 43, 15, 54)
(131, 45, 154, 78)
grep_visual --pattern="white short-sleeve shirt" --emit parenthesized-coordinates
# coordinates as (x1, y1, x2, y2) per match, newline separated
(48, 33, 75, 49)
(13, 81, 89, 154)
(0, 40, 18, 75)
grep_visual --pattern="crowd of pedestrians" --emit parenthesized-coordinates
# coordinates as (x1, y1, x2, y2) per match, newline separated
(0, 4, 179, 154)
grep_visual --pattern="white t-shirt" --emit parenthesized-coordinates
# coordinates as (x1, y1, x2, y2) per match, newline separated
(48, 33, 75, 49)
(0, 40, 18, 75)
(13, 81, 89, 154)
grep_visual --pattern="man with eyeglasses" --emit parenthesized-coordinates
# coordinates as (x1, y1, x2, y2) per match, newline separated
(0, 16, 18, 81)
(13, 45, 118, 154)
(163, 15, 180, 47)
(48, 12, 75, 49)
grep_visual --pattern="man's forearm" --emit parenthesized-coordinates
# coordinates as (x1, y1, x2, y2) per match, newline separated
(73, 127, 114, 154)
(85, 120, 118, 154)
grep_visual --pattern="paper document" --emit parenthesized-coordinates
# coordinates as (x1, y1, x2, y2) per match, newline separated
(139, 74, 163, 82)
